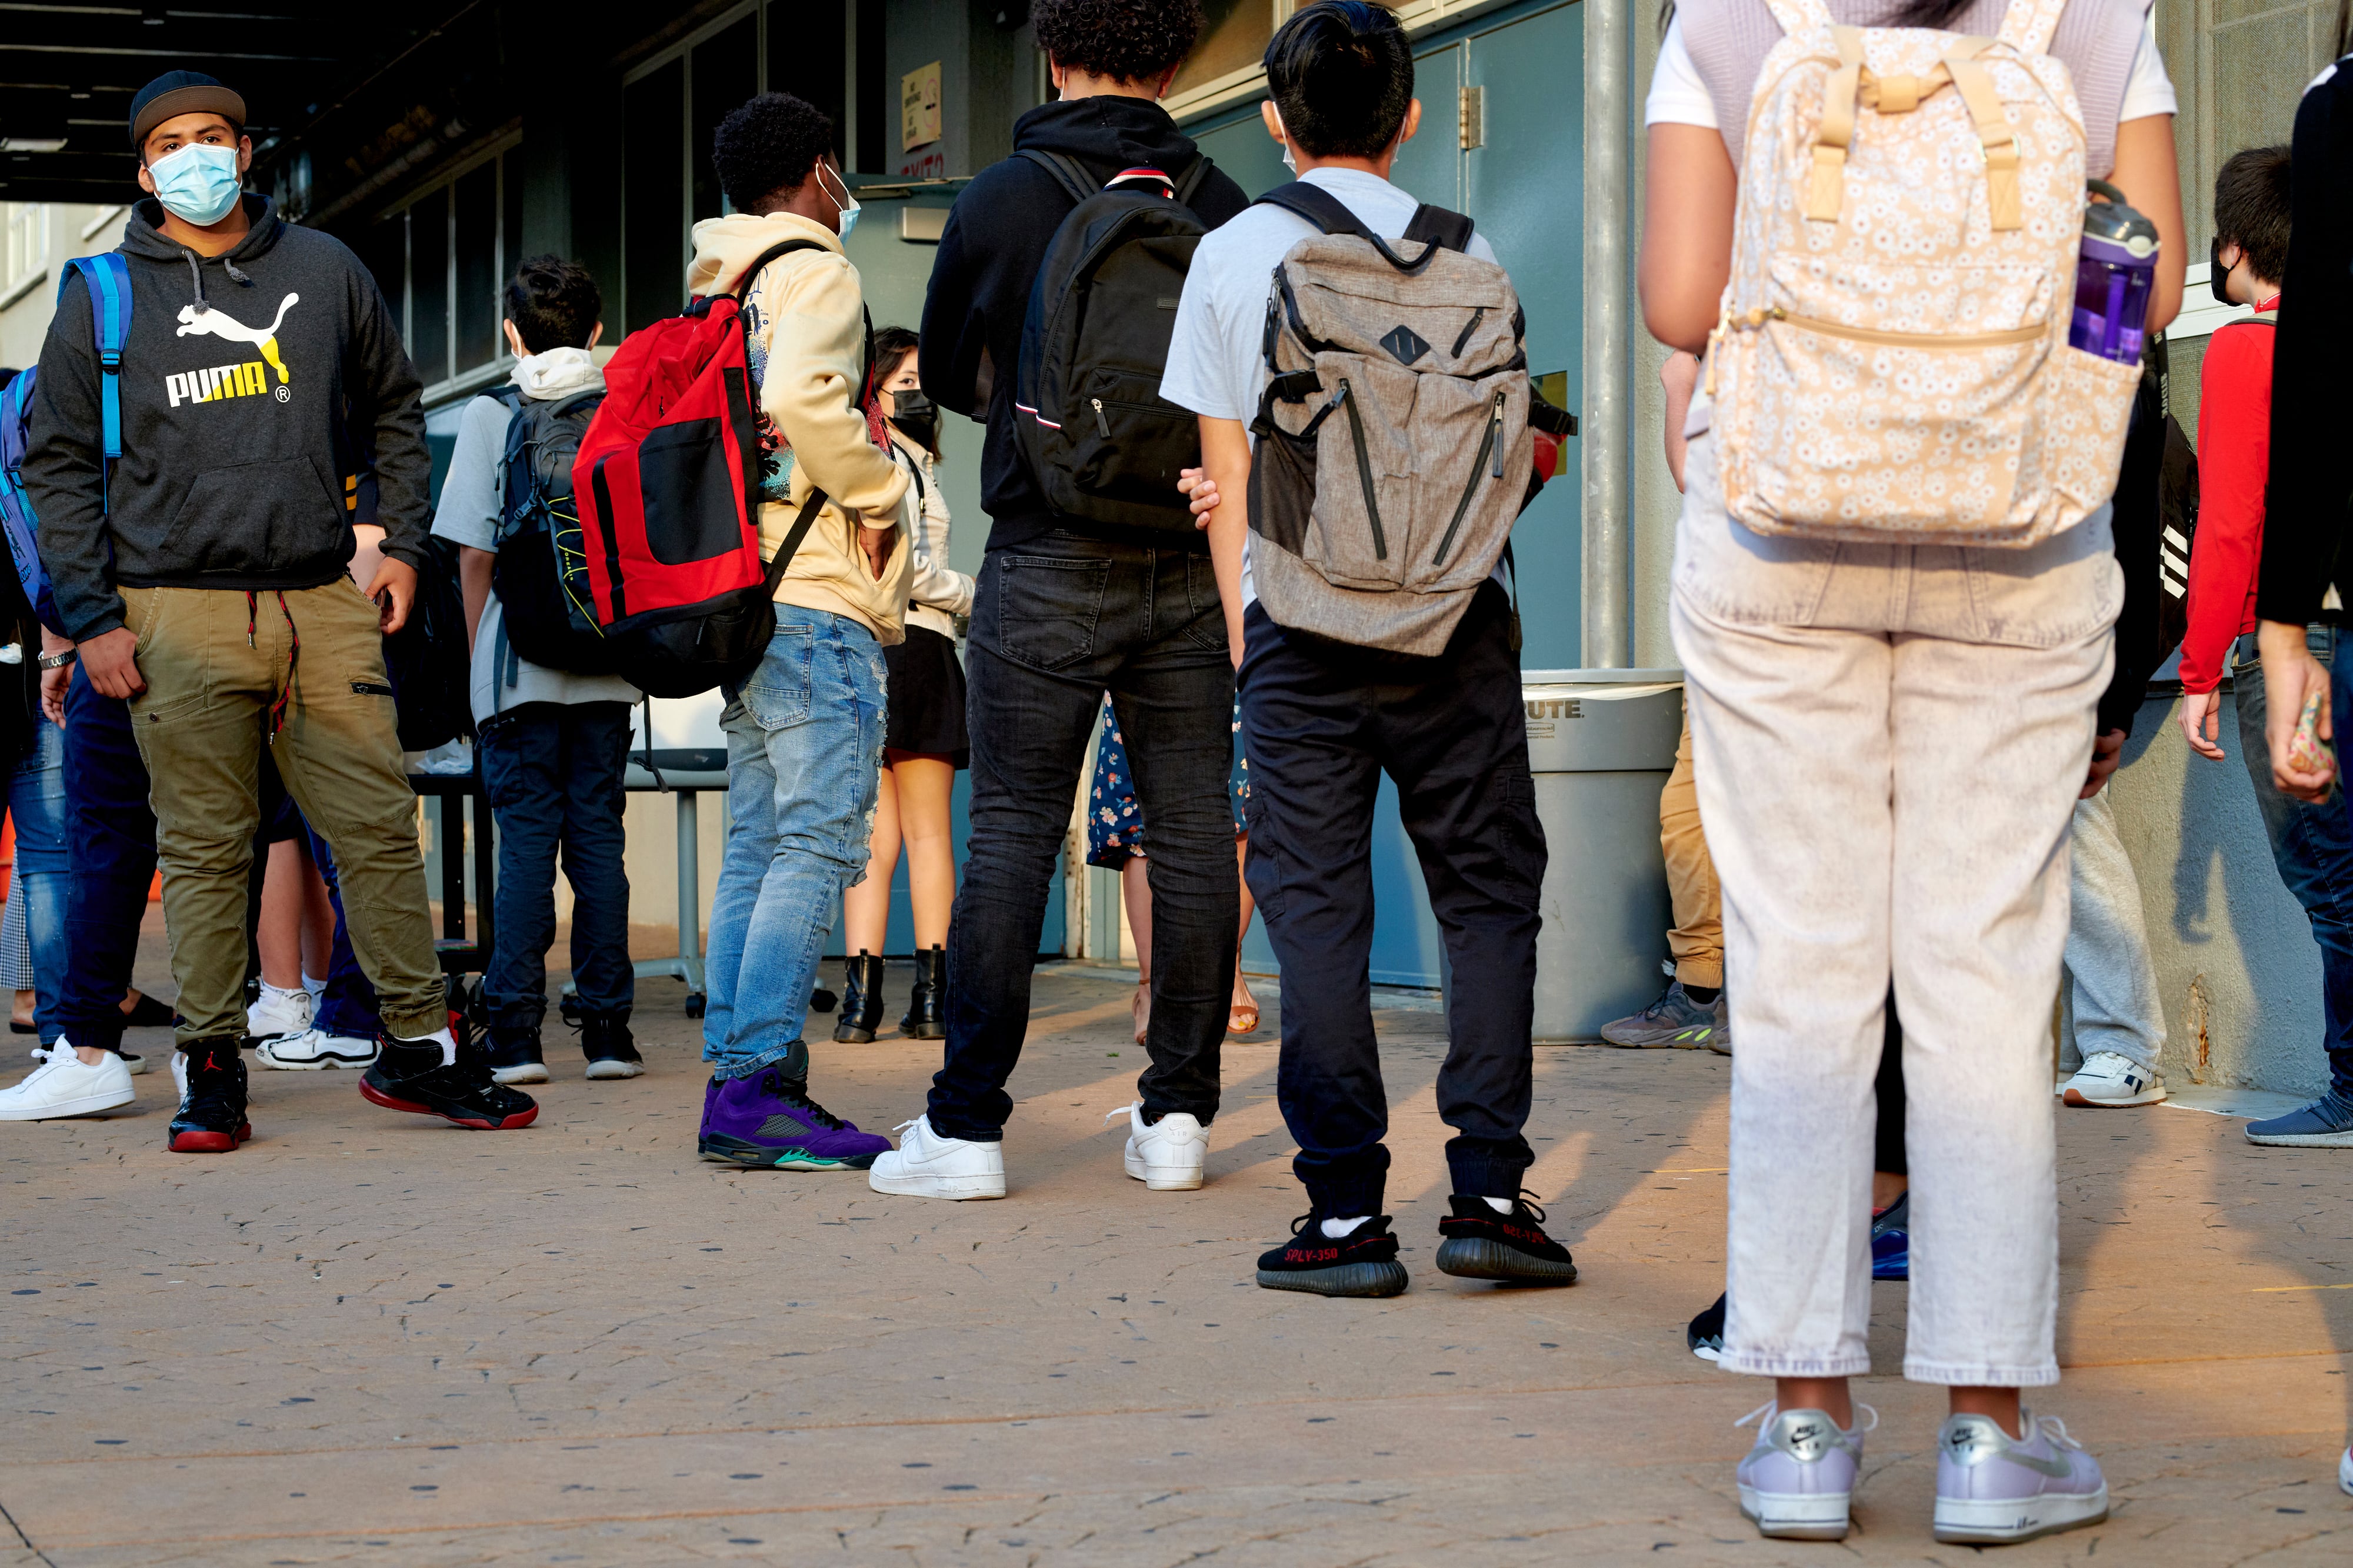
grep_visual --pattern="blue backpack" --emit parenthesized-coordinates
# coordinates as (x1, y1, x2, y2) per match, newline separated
(0, 252, 132, 635)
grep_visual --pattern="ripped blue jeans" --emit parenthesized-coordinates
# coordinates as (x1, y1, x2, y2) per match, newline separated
(701, 604, 888, 1080)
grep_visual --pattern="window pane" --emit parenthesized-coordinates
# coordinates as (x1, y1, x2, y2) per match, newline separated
(693, 15, 761, 221)
(769, 0, 845, 150)
(625, 59, 685, 331)
(502, 149, 525, 281)
(454, 162, 498, 374)
(352, 212, 408, 345)
(409, 186, 449, 387)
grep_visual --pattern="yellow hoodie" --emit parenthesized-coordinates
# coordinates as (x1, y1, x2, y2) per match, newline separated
(687, 213, 912, 643)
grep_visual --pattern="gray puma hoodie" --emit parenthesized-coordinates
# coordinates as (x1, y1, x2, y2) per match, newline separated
(21, 194, 431, 640)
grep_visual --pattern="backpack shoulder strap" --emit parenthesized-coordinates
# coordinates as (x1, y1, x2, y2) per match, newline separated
(2245, 309, 2279, 325)
(1173, 154, 1214, 206)
(61, 254, 131, 488)
(762, 487, 832, 595)
(735, 239, 829, 302)
(1255, 181, 1376, 241)
(1016, 148, 1099, 206)
(1255, 182, 1455, 275)
(1994, 0, 2068, 55)
(1401, 203, 1475, 254)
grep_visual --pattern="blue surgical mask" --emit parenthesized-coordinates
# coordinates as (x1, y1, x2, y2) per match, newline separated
(148, 142, 242, 226)
(820, 163, 862, 241)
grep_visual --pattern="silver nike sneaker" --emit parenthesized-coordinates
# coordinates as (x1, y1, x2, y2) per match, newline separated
(1934, 1410, 2108, 1544)
(1598, 977, 1727, 1050)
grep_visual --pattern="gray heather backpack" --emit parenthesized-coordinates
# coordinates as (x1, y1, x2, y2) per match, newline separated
(1248, 184, 1571, 656)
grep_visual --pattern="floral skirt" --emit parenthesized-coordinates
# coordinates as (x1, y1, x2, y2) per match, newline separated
(1084, 693, 1248, 868)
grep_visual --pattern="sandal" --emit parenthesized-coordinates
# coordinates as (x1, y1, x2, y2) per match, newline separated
(1228, 975, 1259, 1036)
(1132, 980, 1150, 1046)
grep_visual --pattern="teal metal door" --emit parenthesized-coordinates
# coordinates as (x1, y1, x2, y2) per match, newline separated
(1185, 1, 1586, 989)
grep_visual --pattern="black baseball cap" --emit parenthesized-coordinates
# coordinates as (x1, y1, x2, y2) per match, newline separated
(129, 71, 246, 151)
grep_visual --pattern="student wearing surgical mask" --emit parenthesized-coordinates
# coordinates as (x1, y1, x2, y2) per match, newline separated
(836, 328, 976, 1046)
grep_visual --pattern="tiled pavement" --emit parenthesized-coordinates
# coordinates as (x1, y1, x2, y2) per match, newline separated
(2, 958, 2347, 1566)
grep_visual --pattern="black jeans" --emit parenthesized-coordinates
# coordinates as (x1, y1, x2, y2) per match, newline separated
(929, 532, 1237, 1139)
(58, 666, 156, 1056)
(1239, 582, 1544, 1216)
(476, 700, 636, 1030)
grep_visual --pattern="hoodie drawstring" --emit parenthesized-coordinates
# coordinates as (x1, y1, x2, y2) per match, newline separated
(244, 590, 301, 742)
(179, 250, 253, 312)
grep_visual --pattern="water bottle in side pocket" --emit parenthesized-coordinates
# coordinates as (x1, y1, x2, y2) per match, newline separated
(2070, 178, 2159, 363)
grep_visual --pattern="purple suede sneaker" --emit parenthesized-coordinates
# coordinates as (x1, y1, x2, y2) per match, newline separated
(1735, 1402, 1875, 1540)
(1933, 1411, 2108, 1544)
(697, 1050, 889, 1170)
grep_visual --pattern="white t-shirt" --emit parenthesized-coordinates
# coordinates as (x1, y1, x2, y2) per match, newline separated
(1644, 5, 2177, 128)
(1159, 166, 1501, 606)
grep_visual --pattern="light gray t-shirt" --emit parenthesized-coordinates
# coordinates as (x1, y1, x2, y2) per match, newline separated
(1158, 167, 1499, 606)
(431, 358, 641, 725)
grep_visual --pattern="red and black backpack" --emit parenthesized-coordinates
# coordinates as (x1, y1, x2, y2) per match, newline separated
(571, 239, 848, 698)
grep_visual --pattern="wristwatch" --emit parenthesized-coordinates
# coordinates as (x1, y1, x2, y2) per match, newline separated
(36, 650, 76, 670)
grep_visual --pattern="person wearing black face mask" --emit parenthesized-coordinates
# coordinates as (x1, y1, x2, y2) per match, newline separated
(837, 327, 976, 1046)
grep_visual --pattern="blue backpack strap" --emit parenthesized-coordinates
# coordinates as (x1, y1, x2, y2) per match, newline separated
(61, 253, 131, 509)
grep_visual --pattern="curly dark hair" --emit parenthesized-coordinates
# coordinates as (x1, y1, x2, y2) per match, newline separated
(1032, 0, 1204, 84)
(505, 254, 602, 354)
(2214, 145, 2294, 286)
(1266, 1, 1412, 161)
(711, 92, 836, 215)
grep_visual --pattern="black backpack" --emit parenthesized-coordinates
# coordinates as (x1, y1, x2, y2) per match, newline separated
(2145, 330, 2201, 660)
(1013, 151, 1215, 531)
(381, 529, 475, 751)
(489, 383, 618, 675)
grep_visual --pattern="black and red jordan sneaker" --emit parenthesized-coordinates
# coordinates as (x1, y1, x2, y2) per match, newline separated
(168, 1038, 251, 1153)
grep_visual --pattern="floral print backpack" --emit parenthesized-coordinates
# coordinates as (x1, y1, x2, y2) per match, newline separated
(1705, 0, 2143, 546)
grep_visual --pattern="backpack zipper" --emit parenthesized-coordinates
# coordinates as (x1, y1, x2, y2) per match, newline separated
(1432, 388, 1507, 569)
(1336, 379, 1387, 561)
(1731, 304, 2045, 349)
(1092, 397, 1109, 436)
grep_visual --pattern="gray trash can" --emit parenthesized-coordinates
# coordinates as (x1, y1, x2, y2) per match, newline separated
(1517, 669, 1685, 1043)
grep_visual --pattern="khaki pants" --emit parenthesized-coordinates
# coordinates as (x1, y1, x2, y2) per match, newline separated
(123, 582, 444, 1043)
(1659, 713, 1722, 989)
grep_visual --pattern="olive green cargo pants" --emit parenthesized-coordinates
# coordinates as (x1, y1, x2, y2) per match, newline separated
(122, 581, 446, 1045)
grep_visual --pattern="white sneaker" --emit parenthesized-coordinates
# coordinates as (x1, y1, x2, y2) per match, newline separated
(245, 984, 314, 1043)
(0, 1040, 135, 1120)
(256, 1027, 379, 1071)
(866, 1115, 1006, 1200)
(2060, 1051, 2167, 1107)
(2339, 1444, 2351, 1497)
(1106, 1102, 1206, 1190)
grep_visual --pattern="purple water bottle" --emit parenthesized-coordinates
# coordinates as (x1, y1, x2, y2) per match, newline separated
(2069, 178, 2159, 363)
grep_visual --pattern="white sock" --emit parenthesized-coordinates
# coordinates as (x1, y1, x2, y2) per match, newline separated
(1483, 1196, 1515, 1215)
(259, 982, 305, 1006)
(1321, 1215, 1372, 1238)
(398, 1026, 458, 1067)
(302, 973, 327, 1002)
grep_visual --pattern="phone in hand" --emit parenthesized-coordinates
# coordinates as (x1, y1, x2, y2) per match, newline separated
(2288, 688, 2338, 780)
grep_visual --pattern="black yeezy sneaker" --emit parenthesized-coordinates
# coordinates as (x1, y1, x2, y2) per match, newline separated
(169, 1037, 251, 1153)
(1434, 1193, 1579, 1285)
(1255, 1214, 1409, 1297)
(361, 1036, 539, 1129)
(579, 1010, 644, 1080)
(1689, 1292, 1727, 1361)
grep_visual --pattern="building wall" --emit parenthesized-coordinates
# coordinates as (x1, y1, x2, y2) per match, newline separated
(0, 202, 131, 372)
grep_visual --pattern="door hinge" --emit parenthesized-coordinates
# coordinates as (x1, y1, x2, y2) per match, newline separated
(1458, 85, 1484, 150)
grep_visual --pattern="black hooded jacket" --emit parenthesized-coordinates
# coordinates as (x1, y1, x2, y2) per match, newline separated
(23, 195, 430, 640)
(919, 96, 1248, 555)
